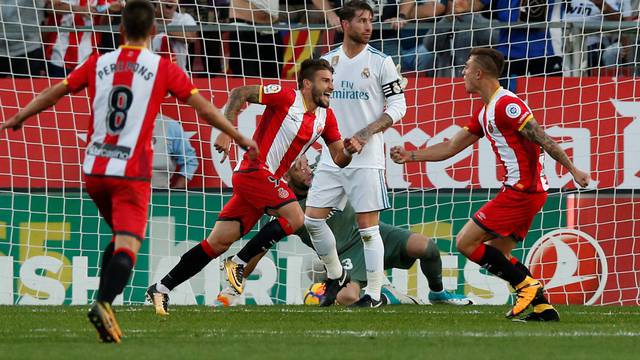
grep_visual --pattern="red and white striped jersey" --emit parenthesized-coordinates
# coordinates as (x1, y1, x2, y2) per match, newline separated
(151, 12, 196, 71)
(237, 85, 342, 179)
(64, 45, 198, 180)
(49, 0, 106, 69)
(466, 87, 550, 193)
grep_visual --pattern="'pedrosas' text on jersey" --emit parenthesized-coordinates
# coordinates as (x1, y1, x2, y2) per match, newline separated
(64, 45, 198, 180)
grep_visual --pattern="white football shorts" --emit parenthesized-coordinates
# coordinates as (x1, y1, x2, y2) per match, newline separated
(306, 167, 390, 213)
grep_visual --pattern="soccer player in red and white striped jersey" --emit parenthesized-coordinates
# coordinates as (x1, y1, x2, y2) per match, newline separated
(48, 0, 123, 77)
(146, 59, 362, 310)
(1, 0, 257, 343)
(391, 48, 590, 321)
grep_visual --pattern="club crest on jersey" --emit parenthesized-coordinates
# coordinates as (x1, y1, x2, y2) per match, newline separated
(278, 188, 290, 199)
(393, 82, 402, 94)
(506, 103, 522, 119)
(263, 84, 281, 94)
(361, 68, 370, 78)
(331, 56, 339, 66)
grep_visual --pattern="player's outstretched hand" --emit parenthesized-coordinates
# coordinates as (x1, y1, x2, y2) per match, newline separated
(0, 115, 25, 131)
(571, 168, 591, 188)
(343, 137, 362, 155)
(214, 133, 232, 162)
(237, 137, 259, 160)
(390, 146, 411, 164)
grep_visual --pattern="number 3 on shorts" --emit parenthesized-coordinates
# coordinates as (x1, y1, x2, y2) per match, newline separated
(107, 86, 134, 135)
(341, 258, 353, 270)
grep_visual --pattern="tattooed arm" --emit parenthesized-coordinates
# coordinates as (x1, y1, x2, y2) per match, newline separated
(520, 118, 590, 187)
(215, 85, 261, 162)
(352, 113, 394, 148)
(223, 85, 261, 125)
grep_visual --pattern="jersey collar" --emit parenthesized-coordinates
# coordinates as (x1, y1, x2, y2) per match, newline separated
(488, 86, 503, 104)
(120, 44, 146, 50)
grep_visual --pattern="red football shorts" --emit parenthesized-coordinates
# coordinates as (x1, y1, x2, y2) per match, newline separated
(218, 169, 297, 235)
(472, 187, 547, 242)
(85, 175, 151, 241)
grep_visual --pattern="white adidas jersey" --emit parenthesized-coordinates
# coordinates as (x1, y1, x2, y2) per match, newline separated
(319, 44, 406, 169)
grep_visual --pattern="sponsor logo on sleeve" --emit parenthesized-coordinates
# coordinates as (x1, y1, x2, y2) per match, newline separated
(506, 103, 522, 119)
(263, 84, 282, 94)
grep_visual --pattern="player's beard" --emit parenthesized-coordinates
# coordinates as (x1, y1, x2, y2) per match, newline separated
(312, 86, 330, 108)
(346, 31, 370, 45)
(464, 80, 476, 94)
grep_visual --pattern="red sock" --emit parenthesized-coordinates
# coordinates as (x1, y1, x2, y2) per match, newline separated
(468, 243, 486, 263)
(200, 240, 219, 259)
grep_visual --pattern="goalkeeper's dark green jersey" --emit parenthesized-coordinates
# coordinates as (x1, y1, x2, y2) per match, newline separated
(294, 198, 414, 283)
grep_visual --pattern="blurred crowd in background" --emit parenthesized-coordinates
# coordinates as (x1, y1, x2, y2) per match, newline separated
(1, 0, 638, 80)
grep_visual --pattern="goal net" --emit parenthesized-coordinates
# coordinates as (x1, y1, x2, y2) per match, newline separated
(0, 1, 638, 306)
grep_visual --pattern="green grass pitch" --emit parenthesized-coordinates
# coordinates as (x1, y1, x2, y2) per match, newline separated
(1, 305, 639, 359)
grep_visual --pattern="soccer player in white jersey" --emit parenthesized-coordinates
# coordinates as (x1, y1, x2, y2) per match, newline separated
(304, 0, 407, 307)
(391, 48, 590, 321)
(1, 0, 257, 342)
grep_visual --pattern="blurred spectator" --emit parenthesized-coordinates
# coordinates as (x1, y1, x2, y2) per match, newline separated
(479, 0, 565, 84)
(282, 0, 341, 26)
(152, 0, 198, 71)
(152, 115, 199, 190)
(227, 0, 282, 78)
(372, 0, 445, 74)
(425, 0, 497, 77)
(564, 0, 636, 72)
(181, 0, 227, 76)
(98, 2, 123, 53)
(48, 0, 123, 77)
(0, 0, 47, 77)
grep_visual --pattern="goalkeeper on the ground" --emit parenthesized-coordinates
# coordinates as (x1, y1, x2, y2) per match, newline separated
(150, 156, 471, 310)
(218, 156, 471, 306)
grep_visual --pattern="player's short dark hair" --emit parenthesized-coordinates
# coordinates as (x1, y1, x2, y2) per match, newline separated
(122, 0, 156, 41)
(338, 0, 374, 22)
(469, 48, 505, 78)
(298, 58, 334, 89)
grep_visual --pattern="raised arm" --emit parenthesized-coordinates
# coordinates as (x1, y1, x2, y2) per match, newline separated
(214, 85, 261, 161)
(519, 118, 590, 187)
(223, 85, 261, 125)
(390, 127, 479, 163)
(187, 92, 257, 156)
(1, 81, 69, 131)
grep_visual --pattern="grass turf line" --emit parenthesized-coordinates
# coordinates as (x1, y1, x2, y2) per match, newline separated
(0, 305, 639, 359)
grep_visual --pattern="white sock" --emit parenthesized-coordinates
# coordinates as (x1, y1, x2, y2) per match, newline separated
(305, 215, 343, 279)
(232, 255, 247, 266)
(360, 225, 384, 301)
(156, 281, 171, 294)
